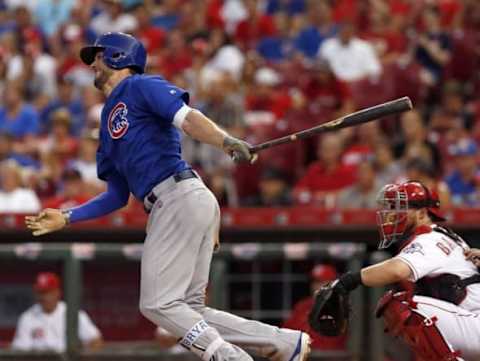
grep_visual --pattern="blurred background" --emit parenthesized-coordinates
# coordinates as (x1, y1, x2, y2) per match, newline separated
(0, 0, 479, 360)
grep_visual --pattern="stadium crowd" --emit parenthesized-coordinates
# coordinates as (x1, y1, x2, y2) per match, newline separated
(0, 0, 480, 213)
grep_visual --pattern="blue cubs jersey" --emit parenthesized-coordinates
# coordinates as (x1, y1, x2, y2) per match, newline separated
(97, 74, 190, 200)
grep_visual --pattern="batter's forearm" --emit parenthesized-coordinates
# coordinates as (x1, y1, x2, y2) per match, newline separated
(360, 259, 412, 287)
(69, 177, 130, 223)
(181, 109, 228, 149)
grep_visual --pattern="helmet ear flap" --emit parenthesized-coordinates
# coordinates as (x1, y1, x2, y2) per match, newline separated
(102, 47, 128, 69)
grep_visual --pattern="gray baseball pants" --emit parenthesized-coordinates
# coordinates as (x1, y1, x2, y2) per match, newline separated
(139, 176, 298, 361)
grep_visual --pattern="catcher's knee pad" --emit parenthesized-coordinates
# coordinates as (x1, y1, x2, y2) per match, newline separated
(375, 291, 462, 361)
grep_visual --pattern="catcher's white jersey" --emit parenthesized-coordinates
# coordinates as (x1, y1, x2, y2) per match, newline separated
(394, 225, 480, 360)
(395, 225, 480, 312)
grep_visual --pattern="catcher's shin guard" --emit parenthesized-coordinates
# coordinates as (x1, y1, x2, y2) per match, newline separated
(375, 291, 462, 361)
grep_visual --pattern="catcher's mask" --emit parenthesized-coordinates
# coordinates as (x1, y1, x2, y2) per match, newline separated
(376, 181, 445, 249)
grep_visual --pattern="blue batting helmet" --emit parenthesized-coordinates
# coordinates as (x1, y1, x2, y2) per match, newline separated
(80, 32, 147, 74)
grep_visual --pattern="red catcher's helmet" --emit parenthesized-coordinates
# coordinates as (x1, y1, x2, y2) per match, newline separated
(376, 181, 446, 249)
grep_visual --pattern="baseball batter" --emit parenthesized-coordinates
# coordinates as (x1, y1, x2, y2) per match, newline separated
(310, 181, 480, 361)
(25, 32, 310, 361)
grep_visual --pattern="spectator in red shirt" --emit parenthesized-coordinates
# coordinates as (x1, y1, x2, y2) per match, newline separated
(332, 0, 360, 24)
(301, 60, 355, 123)
(235, 0, 277, 50)
(283, 264, 346, 350)
(293, 133, 356, 206)
(361, 7, 409, 65)
(12, 6, 43, 55)
(246, 67, 291, 120)
(438, 0, 463, 30)
(156, 29, 192, 79)
(132, 3, 166, 55)
(43, 168, 89, 209)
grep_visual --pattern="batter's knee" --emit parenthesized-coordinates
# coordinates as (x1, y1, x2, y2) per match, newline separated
(185, 295, 206, 314)
(139, 299, 182, 324)
(139, 302, 156, 323)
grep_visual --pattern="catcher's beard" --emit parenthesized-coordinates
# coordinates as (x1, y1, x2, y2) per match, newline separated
(394, 220, 417, 251)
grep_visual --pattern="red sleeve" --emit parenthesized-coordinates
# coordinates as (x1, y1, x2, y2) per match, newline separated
(259, 15, 277, 37)
(234, 21, 249, 44)
(245, 94, 256, 111)
(439, 0, 462, 27)
(272, 92, 292, 118)
(338, 165, 357, 188)
(294, 164, 318, 192)
(148, 28, 166, 52)
(206, 0, 225, 28)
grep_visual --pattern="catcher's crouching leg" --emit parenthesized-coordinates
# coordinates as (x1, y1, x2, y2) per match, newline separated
(375, 291, 462, 361)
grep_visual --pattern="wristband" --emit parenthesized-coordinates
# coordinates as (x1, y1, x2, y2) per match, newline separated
(62, 209, 72, 225)
(338, 271, 363, 292)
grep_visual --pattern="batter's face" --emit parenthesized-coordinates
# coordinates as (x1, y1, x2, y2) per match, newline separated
(91, 52, 114, 91)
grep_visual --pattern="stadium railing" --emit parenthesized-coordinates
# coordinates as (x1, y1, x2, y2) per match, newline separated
(0, 243, 373, 361)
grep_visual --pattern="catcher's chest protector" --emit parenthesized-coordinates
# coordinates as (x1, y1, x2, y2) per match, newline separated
(375, 291, 462, 361)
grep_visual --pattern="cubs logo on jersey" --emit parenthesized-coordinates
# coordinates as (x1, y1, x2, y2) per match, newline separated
(108, 102, 129, 139)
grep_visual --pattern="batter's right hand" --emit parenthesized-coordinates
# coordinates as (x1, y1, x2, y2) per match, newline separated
(223, 136, 258, 164)
(465, 248, 480, 267)
(25, 208, 68, 236)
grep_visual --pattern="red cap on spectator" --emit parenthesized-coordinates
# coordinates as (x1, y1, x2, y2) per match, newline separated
(34, 272, 60, 292)
(311, 264, 337, 282)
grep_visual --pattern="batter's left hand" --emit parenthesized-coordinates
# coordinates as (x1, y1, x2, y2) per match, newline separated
(25, 208, 68, 236)
(223, 136, 258, 164)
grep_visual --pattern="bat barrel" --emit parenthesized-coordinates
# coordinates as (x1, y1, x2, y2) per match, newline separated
(250, 97, 412, 153)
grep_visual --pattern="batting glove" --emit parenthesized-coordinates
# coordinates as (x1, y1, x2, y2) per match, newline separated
(223, 136, 258, 164)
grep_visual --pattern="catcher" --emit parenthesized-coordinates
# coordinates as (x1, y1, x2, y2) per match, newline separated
(309, 181, 480, 361)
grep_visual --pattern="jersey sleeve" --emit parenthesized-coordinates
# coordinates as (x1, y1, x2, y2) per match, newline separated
(96, 147, 115, 182)
(11, 313, 33, 350)
(78, 310, 101, 343)
(135, 77, 190, 124)
(394, 236, 447, 281)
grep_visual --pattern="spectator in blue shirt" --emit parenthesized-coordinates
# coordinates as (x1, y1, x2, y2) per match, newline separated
(266, 0, 305, 15)
(445, 138, 480, 207)
(294, 0, 336, 58)
(0, 82, 39, 139)
(256, 12, 296, 62)
(40, 76, 85, 136)
(0, 132, 39, 169)
(35, 0, 75, 37)
(415, 6, 451, 84)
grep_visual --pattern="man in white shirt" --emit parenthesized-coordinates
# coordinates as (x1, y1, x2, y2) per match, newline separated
(0, 161, 40, 214)
(11, 272, 103, 353)
(318, 22, 382, 82)
(90, 0, 137, 36)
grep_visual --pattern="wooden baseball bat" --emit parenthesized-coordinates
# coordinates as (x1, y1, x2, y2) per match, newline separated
(250, 96, 413, 153)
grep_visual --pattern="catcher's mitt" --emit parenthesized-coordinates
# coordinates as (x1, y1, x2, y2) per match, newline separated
(308, 279, 350, 337)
